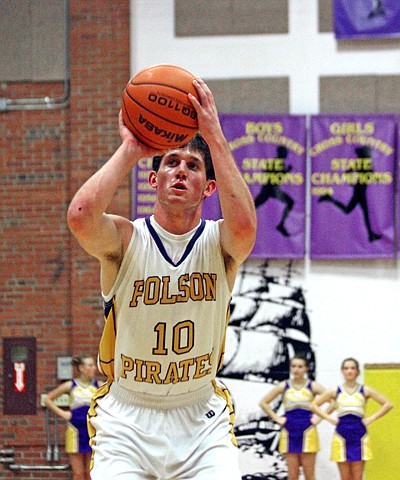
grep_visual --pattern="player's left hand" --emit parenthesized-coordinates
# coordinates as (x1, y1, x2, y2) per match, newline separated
(188, 78, 223, 143)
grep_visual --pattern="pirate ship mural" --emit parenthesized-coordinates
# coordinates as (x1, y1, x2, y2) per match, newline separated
(218, 260, 316, 480)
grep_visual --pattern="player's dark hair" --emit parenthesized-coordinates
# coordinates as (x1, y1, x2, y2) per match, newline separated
(152, 133, 215, 180)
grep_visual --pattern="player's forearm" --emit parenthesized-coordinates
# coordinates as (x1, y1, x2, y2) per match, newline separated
(209, 135, 256, 240)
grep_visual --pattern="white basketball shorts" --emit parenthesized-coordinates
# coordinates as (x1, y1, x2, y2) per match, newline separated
(89, 381, 241, 480)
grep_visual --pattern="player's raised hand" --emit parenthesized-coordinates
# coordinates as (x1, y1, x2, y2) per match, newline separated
(189, 78, 223, 143)
(118, 110, 166, 159)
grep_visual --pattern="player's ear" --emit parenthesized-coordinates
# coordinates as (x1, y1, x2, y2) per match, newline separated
(203, 179, 216, 199)
(149, 171, 157, 188)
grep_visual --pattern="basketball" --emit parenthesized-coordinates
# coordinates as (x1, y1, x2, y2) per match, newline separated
(121, 64, 200, 149)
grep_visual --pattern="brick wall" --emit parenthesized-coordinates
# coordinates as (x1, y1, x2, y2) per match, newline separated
(0, 1, 130, 477)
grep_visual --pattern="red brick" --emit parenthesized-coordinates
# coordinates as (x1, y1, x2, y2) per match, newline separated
(0, 1, 130, 477)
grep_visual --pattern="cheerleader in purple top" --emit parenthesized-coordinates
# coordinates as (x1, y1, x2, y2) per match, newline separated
(311, 358, 393, 480)
(45, 354, 98, 480)
(260, 354, 326, 480)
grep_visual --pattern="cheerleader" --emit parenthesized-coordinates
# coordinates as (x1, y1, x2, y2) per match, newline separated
(311, 357, 393, 480)
(45, 354, 98, 480)
(259, 354, 326, 480)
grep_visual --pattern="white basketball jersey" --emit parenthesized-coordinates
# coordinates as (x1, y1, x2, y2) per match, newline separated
(99, 216, 231, 402)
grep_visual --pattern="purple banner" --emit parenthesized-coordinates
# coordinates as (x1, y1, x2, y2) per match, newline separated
(310, 115, 395, 259)
(220, 114, 306, 259)
(397, 118, 400, 256)
(333, 0, 400, 39)
(131, 156, 221, 221)
(132, 156, 156, 219)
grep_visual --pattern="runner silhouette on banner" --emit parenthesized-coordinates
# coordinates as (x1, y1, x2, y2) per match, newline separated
(318, 146, 382, 243)
(254, 145, 295, 237)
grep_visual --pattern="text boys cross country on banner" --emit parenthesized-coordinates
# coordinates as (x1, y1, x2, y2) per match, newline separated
(310, 114, 396, 259)
(220, 114, 307, 259)
(333, 0, 400, 39)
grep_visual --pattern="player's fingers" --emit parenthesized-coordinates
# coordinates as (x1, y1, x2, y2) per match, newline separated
(188, 91, 200, 107)
(193, 78, 213, 102)
(193, 77, 212, 98)
(191, 79, 205, 104)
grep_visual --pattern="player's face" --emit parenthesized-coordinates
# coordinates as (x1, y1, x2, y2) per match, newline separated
(150, 147, 214, 208)
(290, 358, 308, 379)
(341, 360, 359, 381)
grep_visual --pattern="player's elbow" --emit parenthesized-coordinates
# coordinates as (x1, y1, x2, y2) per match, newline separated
(67, 198, 93, 235)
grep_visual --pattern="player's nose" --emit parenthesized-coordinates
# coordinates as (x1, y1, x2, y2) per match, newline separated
(176, 160, 188, 176)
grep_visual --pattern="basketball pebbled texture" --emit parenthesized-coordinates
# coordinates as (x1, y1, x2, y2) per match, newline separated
(121, 64, 200, 149)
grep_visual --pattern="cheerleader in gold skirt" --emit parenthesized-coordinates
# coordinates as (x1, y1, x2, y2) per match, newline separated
(311, 358, 393, 480)
(260, 354, 326, 480)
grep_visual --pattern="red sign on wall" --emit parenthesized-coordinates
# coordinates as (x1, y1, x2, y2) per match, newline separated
(14, 362, 26, 392)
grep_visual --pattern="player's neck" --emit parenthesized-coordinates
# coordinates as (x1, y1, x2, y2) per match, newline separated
(153, 205, 202, 235)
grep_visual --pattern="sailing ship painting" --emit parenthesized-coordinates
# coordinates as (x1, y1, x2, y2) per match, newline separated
(217, 260, 316, 480)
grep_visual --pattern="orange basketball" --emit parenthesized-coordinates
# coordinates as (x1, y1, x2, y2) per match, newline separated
(121, 64, 200, 149)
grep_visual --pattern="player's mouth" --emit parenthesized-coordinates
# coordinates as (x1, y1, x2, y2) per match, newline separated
(171, 181, 187, 191)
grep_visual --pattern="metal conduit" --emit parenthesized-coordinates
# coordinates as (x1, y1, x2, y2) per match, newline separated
(8, 464, 70, 471)
(0, 0, 70, 112)
(0, 447, 70, 472)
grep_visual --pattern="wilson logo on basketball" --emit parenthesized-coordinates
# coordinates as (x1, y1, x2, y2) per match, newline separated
(148, 94, 197, 120)
(138, 114, 189, 143)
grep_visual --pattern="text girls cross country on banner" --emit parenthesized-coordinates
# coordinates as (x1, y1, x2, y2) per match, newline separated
(220, 114, 307, 259)
(310, 114, 396, 259)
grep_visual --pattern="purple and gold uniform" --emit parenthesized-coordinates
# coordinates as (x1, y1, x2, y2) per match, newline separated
(279, 380, 320, 454)
(88, 216, 240, 479)
(65, 378, 99, 454)
(331, 384, 372, 462)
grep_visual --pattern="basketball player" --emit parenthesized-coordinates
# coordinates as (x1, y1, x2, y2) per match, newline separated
(67, 77, 257, 479)
(311, 358, 393, 480)
(259, 354, 326, 480)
